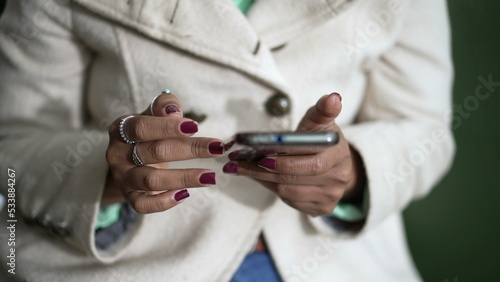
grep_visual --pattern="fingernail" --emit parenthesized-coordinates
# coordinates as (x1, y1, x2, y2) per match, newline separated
(199, 172, 216, 185)
(208, 142, 224, 155)
(162, 89, 171, 94)
(329, 92, 342, 102)
(258, 158, 276, 170)
(228, 151, 239, 159)
(223, 163, 239, 174)
(174, 189, 190, 202)
(165, 104, 180, 115)
(180, 121, 198, 134)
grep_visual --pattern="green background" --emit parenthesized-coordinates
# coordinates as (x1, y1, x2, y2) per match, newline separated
(403, 1, 500, 281)
(0, 0, 498, 281)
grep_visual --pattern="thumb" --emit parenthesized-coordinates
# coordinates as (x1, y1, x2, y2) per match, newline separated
(296, 92, 342, 132)
(141, 89, 184, 117)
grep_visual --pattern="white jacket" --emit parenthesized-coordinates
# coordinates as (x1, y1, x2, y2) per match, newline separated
(0, 0, 454, 281)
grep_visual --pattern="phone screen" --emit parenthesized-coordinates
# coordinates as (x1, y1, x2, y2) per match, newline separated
(225, 131, 338, 157)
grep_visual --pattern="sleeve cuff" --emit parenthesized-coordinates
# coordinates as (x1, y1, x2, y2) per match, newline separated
(95, 203, 123, 230)
(328, 184, 369, 222)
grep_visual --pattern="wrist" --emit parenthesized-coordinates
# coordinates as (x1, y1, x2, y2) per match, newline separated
(101, 169, 126, 207)
(342, 145, 366, 202)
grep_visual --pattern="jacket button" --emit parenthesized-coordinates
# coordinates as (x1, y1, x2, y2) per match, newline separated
(23, 216, 37, 226)
(51, 223, 70, 237)
(265, 92, 291, 117)
(36, 215, 51, 227)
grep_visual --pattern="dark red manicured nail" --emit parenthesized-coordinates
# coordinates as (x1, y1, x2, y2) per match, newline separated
(228, 151, 240, 159)
(174, 189, 190, 201)
(209, 142, 224, 155)
(180, 121, 198, 134)
(330, 92, 342, 102)
(258, 158, 276, 170)
(165, 104, 180, 115)
(199, 172, 216, 185)
(223, 163, 239, 174)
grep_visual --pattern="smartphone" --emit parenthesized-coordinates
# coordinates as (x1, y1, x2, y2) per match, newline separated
(226, 131, 339, 157)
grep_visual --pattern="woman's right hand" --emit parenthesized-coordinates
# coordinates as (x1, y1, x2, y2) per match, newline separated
(103, 91, 224, 213)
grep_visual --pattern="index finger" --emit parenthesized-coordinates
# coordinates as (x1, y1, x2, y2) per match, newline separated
(121, 115, 199, 142)
(256, 150, 337, 176)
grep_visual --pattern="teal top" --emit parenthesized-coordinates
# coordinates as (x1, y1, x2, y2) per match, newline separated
(330, 185, 369, 222)
(232, 0, 256, 14)
(95, 203, 122, 229)
(95, 0, 367, 230)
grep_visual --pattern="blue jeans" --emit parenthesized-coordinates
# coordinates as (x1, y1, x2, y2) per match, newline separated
(230, 252, 282, 282)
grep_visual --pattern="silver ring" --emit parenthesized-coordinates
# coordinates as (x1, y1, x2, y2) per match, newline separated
(119, 115, 137, 144)
(150, 89, 171, 116)
(132, 142, 146, 166)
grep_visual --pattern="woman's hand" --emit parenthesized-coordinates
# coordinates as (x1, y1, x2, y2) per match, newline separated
(223, 93, 366, 216)
(103, 92, 225, 213)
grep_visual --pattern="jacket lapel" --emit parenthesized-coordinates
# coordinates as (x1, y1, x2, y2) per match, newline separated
(247, 0, 358, 49)
(72, 0, 356, 92)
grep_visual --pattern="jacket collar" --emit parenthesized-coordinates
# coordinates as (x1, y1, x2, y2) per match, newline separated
(247, 0, 357, 49)
(72, 0, 356, 92)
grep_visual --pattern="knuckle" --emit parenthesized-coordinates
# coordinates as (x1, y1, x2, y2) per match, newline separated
(325, 191, 339, 203)
(130, 119, 147, 140)
(143, 171, 162, 190)
(275, 173, 298, 184)
(188, 139, 204, 158)
(152, 198, 171, 212)
(128, 197, 142, 213)
(337, 166, 352, 184)
(149, 141, 170, 161)
(318, 206, 333, 216)
(309, 158, 327, 175)
(133, 202, 148, 214)
(105, 147, 119, 166)
(333, 188, 345, 200)
(275, 184, 289, 198)
(180, 172, 193, 188)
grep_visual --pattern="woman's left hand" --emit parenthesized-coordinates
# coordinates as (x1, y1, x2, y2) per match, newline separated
(223, 93, 366, 216)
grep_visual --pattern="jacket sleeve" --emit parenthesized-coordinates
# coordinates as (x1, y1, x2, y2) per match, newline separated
(0, 0, 141, 262)
(311, 0, 455, 234)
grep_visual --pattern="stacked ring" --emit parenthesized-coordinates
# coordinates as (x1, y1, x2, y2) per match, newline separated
(132, 142, 146, 166)
(150, 88, 171, 116)
(119, 115, 136, 144)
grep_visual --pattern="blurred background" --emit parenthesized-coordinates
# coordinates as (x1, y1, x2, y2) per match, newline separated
(0, 0, 498, 281)
(403, 1, 500, 281)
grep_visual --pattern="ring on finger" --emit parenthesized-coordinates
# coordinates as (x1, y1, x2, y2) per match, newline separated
(132, 142, 147, 167)
(119, 115, 137, 144)
(150, 88, 171, 116)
